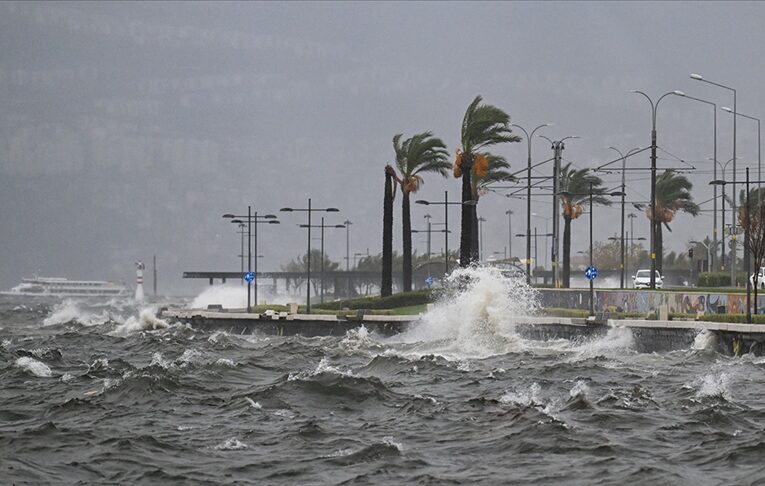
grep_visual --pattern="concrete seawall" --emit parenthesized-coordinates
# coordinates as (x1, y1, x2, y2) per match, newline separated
(161, 309, 765, 356)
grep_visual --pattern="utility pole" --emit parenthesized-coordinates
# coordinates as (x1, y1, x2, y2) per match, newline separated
(153, 254, 157, 298)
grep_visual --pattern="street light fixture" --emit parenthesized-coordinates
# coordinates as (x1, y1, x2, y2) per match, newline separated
(722, 106, 760, 192)
(630, 89, 681, 290)
(691, 73, 738, 289)
(280, 199, 340, 314)
(223, 209, 280, 311)
(672, 91, 718, 270)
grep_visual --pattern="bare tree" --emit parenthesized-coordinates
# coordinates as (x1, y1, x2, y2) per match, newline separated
(739, 187, 765, 313)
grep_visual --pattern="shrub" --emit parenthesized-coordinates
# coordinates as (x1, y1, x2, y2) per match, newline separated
(313, 289, 434, 311)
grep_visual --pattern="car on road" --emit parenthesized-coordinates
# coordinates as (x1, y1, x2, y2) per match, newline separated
(750, 267, 765, 289)
(633, 269, 663, 289)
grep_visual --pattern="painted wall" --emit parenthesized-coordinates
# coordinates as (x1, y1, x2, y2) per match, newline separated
(538, 289, 765, 315)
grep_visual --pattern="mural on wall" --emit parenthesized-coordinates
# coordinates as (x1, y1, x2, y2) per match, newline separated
(540, 289, 765, 315)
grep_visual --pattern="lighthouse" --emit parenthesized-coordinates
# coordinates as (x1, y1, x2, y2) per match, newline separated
(135, 261, 145, 302)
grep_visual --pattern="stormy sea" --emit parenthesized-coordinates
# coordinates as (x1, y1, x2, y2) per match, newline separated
(2, 268, 764, 485)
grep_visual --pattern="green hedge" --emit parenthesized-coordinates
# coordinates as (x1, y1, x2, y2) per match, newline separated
(699, 313, 765, 324)
(313, 289, 435, 311)
(697, 272, 749, 287)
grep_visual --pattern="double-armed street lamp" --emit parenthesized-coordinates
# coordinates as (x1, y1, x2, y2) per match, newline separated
(415, 191, 476, 276)
(630, 89, 683, 290)
(672, 91, 718, 270)
(512, 123, 552, 284)
(299, 218, 346, 304)
(223, 208, 280, 311)
(280, 199, 340, 314)
(691, 73, 739, 285)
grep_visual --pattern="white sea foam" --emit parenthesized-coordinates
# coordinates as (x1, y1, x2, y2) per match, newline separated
(15, 356, 52, 377)
(389, 266, 538, 359)
(691, 329, 718, 352)
(288, 356, 354, 381)
(43, 299, 113, 327)
(214, 438, 248, 450)
(696, 372, 732, 400)
(215, 358, 236, 367)
(500, 382, 543, 408)
(190, 283, 303, 309)
(569, 380, 590, 398)
(245, 397, 262, 409)
(111, 308, 169, 336)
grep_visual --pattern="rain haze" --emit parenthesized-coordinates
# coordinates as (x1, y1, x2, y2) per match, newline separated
(2, 1, 764, 294)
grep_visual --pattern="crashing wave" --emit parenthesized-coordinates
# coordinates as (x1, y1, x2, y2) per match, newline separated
(15, 356, 52, 377)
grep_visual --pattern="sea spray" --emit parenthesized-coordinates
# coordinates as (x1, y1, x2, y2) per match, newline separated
(391, 266, 539, 359)
(111, 308, 169, 336)
(43, 299, 114, 327)
(190, 284, 303, 309)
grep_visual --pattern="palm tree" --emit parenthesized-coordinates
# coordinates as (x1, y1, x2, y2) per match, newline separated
(648, 170, 699, 274)
(455, 95, 520, 267)
(470, 155, 514, 261)
(381, 165, 396, 297)
(392, 132, 450, 291)
(558, 164, 610, 288)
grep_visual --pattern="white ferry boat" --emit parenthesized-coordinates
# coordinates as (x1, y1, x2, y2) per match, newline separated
(1, 277, 128, 298)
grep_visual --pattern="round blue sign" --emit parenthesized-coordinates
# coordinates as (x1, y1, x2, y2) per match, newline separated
(584, 266, 598, 281)
(425, 276, 434, 287)
(244, 272, 254, 283)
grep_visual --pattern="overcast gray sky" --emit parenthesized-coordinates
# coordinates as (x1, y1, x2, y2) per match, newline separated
(2, 1, 764, 294)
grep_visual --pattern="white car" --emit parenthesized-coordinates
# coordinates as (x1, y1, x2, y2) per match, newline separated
(633, 269, 663, 289)
(750, 267, 765, 289)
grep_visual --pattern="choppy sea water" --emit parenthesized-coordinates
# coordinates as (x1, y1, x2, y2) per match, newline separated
(2, 268, 765, 485)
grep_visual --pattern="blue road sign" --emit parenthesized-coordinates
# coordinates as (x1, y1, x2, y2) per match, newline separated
(584, 266, 598, 281)
(425, 276, 434, 287)
(244, 272, 254, 283)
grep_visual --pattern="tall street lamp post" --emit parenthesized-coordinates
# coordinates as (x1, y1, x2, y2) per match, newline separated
(223, 209, 280, 311)
(512, 123, 551, 285)
(712, 157, 737, 275)
(722, 107, 760, 192)
(630, 89, 679, 289)
(691, 73, 738, 283)
(280, 200, 340, 314)
(673, 91, 717, 270)
(515, 230, 553, 284)
(609, 146, 642, 288)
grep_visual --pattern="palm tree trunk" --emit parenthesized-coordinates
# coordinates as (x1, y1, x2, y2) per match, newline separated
(382, 168, 394, 296)
(402, 191, 412, 292)
(563, 215, 572, 288)
(460, 155, 473, 267)
(656, 223, 664, 275)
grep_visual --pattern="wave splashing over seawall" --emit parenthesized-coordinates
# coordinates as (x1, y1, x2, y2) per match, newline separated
(392, 266, 538, 359)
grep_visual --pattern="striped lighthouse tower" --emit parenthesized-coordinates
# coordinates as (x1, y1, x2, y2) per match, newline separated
(135, 261, 145, 302)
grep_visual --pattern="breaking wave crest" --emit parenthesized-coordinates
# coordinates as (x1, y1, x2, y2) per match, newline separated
(391, 266, 538, 359)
